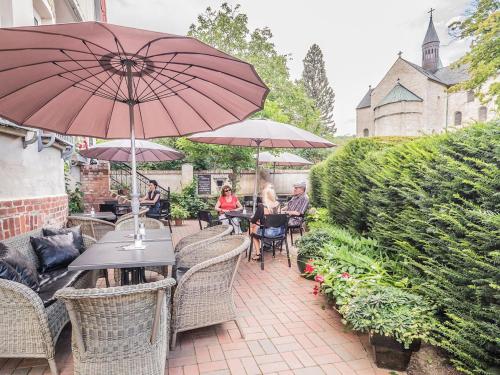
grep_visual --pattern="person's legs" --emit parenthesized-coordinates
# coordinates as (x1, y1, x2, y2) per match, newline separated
(250, 223, 261, 258)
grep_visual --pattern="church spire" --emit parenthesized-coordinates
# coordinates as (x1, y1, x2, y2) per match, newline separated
(422, 8, 441, 73)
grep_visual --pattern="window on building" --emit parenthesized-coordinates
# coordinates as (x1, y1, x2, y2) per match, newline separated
(478, 106, 487, 122)
(467, 90, 475, 102)
(454, 111, 462, 126)
(363, 128, 369, 137)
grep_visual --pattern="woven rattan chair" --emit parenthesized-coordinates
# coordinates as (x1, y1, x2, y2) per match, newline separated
(115, 207, 149, 225)
(171, 235, 249, 348)
(56, 278, 175, 375)
(0, 231, 97, 375)
(174, 224, 232, 253)
(67, 216, 115, 241)
(115, 217, 165, 230)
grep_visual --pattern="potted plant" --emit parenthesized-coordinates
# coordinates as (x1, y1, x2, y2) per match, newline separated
(117, 182, 130, 196)
(171, 204, 189, 226)
(340, 286, 436, 371)
(295, 229, 333, 273)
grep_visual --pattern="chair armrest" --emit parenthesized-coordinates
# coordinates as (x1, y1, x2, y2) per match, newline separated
(0, 279, 55, 357)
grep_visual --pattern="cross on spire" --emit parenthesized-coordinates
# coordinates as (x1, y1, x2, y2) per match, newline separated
(428, 8, 435, 19)
(398, 51, 403, 57)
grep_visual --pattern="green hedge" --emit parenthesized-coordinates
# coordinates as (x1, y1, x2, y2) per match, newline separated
(313, 123, 499, 374)
(309, 161, 327, 207)
(322, 137, 408, 232)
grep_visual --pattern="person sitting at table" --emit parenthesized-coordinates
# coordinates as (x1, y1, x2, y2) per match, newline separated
(282, 181, 309, 226)
(249, 185, 283, 261)
(140, 180, 161, 215)
(215, 185, 243, 234)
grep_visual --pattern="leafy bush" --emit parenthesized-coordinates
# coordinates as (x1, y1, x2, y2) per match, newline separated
(309, 161, 327, 207)
(170, 181, 208, 218)
(170, 204, 189, 220)
(323, 138, 407, 232)
(295, 228, 334, 260)
(340, 286, 437, 349)
(365, 123, 500, 373)
(312, 122, 499, 374)
(68, 187, 84, 214)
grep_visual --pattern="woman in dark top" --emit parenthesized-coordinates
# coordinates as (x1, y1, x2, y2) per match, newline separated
(250, 186, 282, 260)
(140, 180, 161, 215)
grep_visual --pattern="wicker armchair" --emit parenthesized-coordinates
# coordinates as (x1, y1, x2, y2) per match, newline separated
(175, 224, 233, 253)
(55, 278, 176, 375)
(0, 231, 96, 375)
(171, 235, 249, 348)
(115, 217, 164, 230)
(67, 216, 115, 241)
(115, 208, 149, 225)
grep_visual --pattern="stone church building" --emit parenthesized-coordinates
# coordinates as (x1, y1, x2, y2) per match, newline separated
(356, 12, 496, 137)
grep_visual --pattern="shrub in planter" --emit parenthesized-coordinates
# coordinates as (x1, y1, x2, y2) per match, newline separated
(340, 286, 436, 370)
(170, 204, 189, 225)
(295, 229, 334, 274)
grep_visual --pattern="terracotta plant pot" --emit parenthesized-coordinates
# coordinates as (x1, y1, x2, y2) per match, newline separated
(369, 333, 421, 371)
(174, 219, 183, 226)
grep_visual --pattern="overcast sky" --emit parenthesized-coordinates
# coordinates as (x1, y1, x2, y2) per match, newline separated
(107, 0, 471, 135)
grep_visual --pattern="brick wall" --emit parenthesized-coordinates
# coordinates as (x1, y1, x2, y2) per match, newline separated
(80, 162, 113, 212)
(0, 195, 68, 240)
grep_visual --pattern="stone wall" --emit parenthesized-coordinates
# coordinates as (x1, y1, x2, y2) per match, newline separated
(0, 195, 68, 240)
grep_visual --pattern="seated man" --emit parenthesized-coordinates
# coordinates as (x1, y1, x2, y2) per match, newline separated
(282, 181, 309, 227)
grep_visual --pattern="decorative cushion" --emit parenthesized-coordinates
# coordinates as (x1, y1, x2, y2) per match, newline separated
(0, 242, 39, 291)
(38, 269, 83, 307)
(30, 233, 80, 273)
(0, 260, 22, 283)
(43, 226, 85, 254)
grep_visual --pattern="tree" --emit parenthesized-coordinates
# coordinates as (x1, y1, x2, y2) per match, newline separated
(302, 44, 336, 133)
(448, 0, 499, 110)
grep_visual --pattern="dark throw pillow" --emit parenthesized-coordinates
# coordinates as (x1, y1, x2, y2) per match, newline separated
(0, 242, 39, 291)
(43, 226, 85, 254)
(30, 233, 80, 273)
(0, 260, 22, 283)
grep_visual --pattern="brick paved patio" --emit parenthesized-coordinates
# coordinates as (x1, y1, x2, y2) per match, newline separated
(0, 221, 404, 375)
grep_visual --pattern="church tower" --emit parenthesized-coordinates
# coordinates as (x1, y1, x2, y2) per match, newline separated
(422, 9, 441, 73)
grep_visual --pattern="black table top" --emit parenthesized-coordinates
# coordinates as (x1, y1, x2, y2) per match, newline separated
(99, 229, 172, 243)
(68, 239, 175, 271)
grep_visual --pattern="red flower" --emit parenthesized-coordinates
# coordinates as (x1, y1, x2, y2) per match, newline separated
(314, 275, 324, 284)
(304, 262, 315, 274)
(340, 272, 351, 279)
(312, 285, 319, 296)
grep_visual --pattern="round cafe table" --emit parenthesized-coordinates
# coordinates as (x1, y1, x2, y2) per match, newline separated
(225, 210, 253, 234)
(72, 212, 117, 222)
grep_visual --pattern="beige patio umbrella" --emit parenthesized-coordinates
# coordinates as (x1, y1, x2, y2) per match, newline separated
(188, 119, 334, 211)
(257, 151, 312, 184)
(0, 22, 268, 237)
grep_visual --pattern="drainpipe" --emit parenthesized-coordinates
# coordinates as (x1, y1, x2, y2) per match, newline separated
(445, 90, 449, 132)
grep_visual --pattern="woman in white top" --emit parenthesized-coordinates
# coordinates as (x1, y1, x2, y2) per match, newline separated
(249, 186, 281, 260)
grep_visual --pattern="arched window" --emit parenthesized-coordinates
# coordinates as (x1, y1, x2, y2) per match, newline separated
(478, 106, 487, 122)
(454, 111, 462, 126)
(363, 128, 369, 137)
(467, 90, 475, 102)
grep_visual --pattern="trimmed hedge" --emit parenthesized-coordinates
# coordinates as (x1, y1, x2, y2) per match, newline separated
(309, 161, 327, 207)
(312, 123, 499, 374)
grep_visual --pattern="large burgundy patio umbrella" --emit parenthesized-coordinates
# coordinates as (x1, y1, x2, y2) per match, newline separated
(188, 119, 334, 211)
(79, 139, 184, 162)
(0, 22, 268, 236)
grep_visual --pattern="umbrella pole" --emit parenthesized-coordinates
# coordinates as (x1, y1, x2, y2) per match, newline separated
(253, 140, 262, 213)
(126, 62, 140, 237)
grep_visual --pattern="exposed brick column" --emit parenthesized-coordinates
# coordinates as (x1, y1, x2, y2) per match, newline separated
(80, 162, 112, 212)
(0, 195, 68, 240)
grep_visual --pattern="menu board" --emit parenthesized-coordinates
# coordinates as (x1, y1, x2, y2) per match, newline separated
(197, 174, 211, 195)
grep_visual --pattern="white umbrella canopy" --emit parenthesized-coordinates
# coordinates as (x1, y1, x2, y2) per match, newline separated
(79, 139, 184, 162)
(188, 119, 334, 210)
(257, 151, 313, 166)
